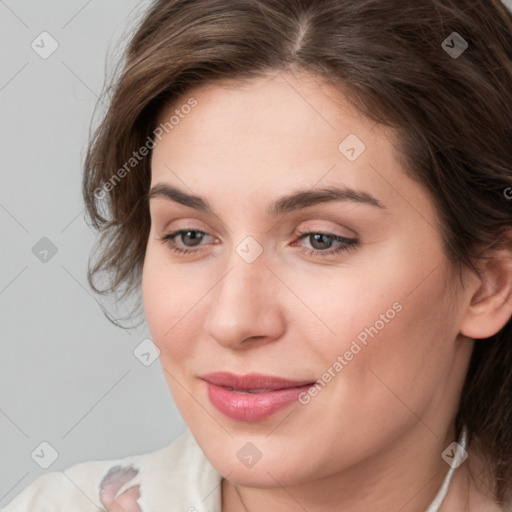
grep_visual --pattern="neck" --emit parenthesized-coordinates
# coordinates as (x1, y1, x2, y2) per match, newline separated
(222, 423, 457, 512)
(439, 440, 503, 512)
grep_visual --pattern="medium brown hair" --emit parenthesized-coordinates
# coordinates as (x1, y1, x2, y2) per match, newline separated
(82, 0, 512, 505)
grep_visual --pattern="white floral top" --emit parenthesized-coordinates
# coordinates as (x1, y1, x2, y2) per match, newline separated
(3, 430, 222, 511)
(3, 426, 472, 512)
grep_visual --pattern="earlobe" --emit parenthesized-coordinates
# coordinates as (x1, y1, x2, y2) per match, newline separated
(459, 245, 512, 340)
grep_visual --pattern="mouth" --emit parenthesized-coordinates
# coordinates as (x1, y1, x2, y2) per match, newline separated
(201, 372, 317, 421)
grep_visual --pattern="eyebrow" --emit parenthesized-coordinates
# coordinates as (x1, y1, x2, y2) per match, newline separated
(148, 183, 385, 215)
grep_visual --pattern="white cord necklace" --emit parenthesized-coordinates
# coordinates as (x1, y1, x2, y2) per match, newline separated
(425, 425, 468, 512)
(233, 425, 469, 512)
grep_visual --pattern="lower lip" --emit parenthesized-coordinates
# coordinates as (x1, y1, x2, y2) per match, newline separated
(205, 382, 314, 421)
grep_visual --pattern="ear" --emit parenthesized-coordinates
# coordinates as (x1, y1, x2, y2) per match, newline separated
(459, 237, 512, 340)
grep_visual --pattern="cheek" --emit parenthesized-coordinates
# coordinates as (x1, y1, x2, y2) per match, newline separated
(142, 249, 196, 358)
(342, 261, 458, 416)
(299, 240, 456, 394)
(275, 247, 408, 343)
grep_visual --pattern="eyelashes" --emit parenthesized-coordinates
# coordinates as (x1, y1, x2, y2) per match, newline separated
(160, 228, 358, 259)
(293, 229, 357, 257)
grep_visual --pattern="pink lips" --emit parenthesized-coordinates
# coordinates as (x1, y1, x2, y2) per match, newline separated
(201, 372, 316, 421)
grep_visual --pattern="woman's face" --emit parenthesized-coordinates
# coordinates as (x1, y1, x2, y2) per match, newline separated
(143, 70, 473, 487)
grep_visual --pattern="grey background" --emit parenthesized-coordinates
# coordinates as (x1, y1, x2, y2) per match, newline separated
(0, 1, 186, 506)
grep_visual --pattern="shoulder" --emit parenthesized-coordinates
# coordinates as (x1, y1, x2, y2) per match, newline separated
(2, 429, 222, 512)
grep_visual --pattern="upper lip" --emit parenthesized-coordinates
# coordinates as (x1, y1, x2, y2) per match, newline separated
(201, 372, 316, 390)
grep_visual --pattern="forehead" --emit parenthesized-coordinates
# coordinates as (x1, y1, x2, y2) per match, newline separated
(153, 71, 378, 158)
(149, 71, 432, 222)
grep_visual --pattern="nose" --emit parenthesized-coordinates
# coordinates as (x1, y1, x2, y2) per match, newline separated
(203, 254, 286, 350)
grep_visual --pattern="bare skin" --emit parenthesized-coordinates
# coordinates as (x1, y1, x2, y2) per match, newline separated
(143, 69, 512, 511)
